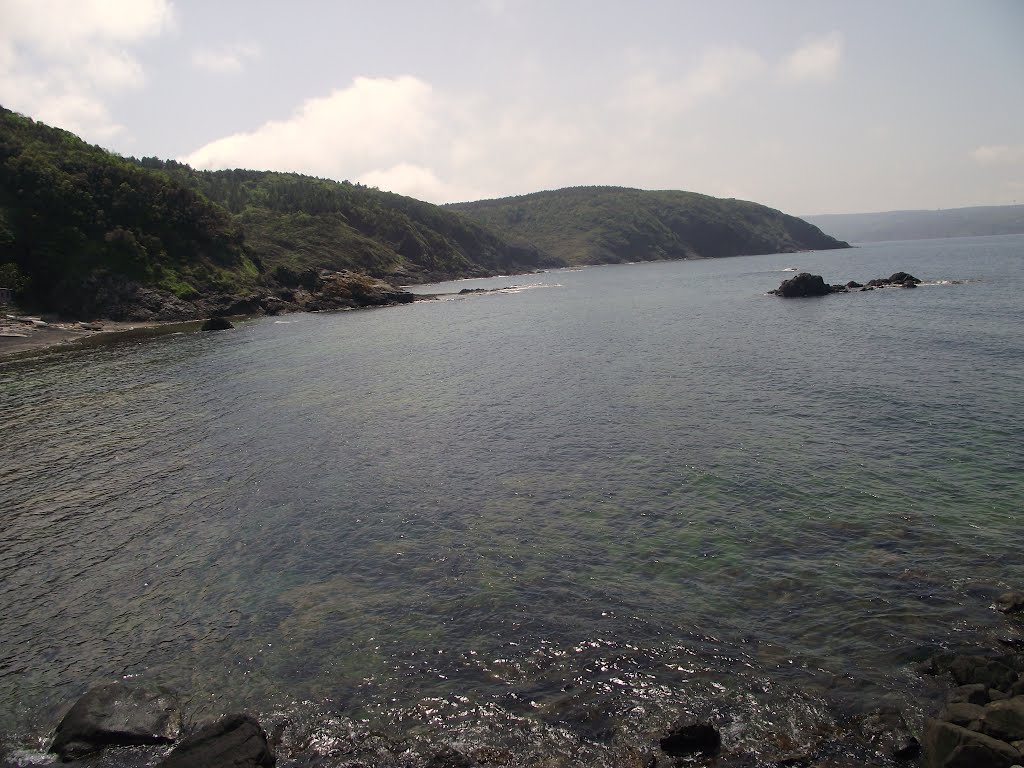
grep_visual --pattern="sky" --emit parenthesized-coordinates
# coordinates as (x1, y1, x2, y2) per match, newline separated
(0, 0, 1022, 215)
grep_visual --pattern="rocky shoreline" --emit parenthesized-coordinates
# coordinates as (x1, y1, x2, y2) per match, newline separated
(0, 270, 426, 362)
(4, 592, 1021, 768)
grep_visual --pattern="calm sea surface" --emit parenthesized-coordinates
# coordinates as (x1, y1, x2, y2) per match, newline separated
(1, 236, 1022, 765)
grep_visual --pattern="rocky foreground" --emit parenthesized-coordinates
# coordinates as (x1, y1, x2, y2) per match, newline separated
(7, 591, 1022, 768)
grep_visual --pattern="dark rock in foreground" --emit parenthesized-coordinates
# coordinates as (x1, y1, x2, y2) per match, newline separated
(425, 746, 476, 768)
(996, 591, 1024, 615)
(201, 316, 234, 331)
(771, 272, 833, 297)
(659, 720, 721, 757)
(919, 645, 1024, 768)
(923, 717, 1021, 768)
(157, 713, 274, 768)
(858, 709, 919, 761)
(49, 683, 181, 761)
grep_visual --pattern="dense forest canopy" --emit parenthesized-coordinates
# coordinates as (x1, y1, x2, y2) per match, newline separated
(128, 159, 556, 282)
(0, 107, 254, 317)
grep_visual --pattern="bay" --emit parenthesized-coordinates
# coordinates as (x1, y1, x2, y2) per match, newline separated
(1, 235, 1022, 765)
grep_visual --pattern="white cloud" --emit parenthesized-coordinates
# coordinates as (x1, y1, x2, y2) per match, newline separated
(0, 0, 172, 139)
(479, 0, 507, 15)
(82, 48, 145, 88)
(191, 42, 260, 75)
(779, 32, 843, 83)
(620, 46, 765, 117)
(181, 76, 437, 175)
(358, 163, 485, 203)
(181, 51, 773, 204)
(971, 144, 1024, 166)
(181, 73, 606, 202)
(1, 0, 172, 50)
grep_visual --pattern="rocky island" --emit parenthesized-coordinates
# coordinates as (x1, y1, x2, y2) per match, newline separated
(771, 271, 923, 297)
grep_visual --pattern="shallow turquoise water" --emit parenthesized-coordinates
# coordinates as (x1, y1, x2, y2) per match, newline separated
(1, 236, 1022, 764)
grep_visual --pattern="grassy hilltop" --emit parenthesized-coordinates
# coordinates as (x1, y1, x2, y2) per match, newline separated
(448, 186, 848, 265)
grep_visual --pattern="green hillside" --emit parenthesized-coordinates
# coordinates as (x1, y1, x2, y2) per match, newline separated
(136, 162, 558, 284)
(448, 186, 849, 264)
(0, 106, 257, 318)
(0, 107, 556, 318)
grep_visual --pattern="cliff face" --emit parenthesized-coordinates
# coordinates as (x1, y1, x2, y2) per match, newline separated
(448, 186, 849, 265)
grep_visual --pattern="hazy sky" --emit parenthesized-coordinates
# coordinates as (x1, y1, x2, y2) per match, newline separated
(1, 0, 1022, 214)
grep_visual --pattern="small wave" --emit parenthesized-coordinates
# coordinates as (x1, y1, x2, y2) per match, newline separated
(4, 749, 50, 765)
(498, 283, 562, 294)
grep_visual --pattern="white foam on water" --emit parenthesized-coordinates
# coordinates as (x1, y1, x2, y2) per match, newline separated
(498, 282, 562, 294)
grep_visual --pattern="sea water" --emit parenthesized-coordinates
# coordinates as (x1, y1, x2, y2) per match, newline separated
(1, 235, 1022, 765)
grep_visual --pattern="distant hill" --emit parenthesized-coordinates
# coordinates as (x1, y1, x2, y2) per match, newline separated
(804, 205, 1024, 243)
(448, 186, 848, 265)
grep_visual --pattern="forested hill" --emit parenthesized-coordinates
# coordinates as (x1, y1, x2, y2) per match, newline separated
(142, 162, 556, 284)
(448, 187, 849, 265)
(0, 107, 255, 318)
(804, 205, 1024, 243)
(0, 106, 555, 318)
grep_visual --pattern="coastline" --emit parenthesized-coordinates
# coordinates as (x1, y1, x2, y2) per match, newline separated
(0, 273, 526, 363)
(0, 315, 207, 362)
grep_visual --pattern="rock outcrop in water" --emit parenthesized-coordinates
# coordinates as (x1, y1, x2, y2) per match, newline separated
(49, 683, 182, 761)
(201, 316, 234, 331)
(46, 684, 277, 767)
(772, 271, 923, 297)
(771, 272, 834, 297)
(658, 720, 721, 757)
(858, 709, 920, 761)
(157, 713, 275, 768)
(995, 591, 1024, 615)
